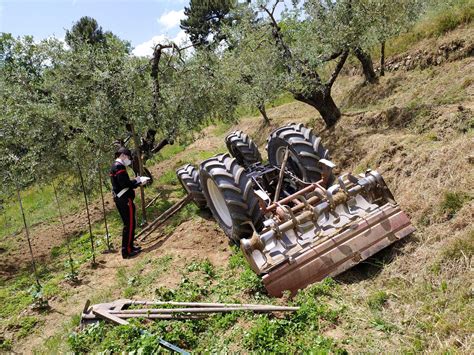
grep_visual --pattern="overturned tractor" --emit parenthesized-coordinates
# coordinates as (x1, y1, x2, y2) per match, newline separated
(176, 123, 415, 297)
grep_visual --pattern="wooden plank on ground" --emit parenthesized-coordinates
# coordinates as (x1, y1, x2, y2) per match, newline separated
(93, 309, 129, 325)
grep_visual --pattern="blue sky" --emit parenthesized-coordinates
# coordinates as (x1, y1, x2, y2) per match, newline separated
(0, 0, 292, 56)
(0, 0, 189, 56)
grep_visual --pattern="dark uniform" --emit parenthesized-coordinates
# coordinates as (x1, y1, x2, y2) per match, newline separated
(110, 158, 140, 258)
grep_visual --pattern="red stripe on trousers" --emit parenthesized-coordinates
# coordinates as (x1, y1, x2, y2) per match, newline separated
(128, 198, 133, 254)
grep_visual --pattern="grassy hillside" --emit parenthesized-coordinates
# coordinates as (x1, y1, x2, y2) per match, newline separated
(1, 24, 473, 353)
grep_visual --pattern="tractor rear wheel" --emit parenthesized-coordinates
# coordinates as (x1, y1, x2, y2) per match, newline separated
(176, 164, 207, 209)
(199, 154, 263, 244)
(225, 130, 262, 168)
(266, 123, 330, 183)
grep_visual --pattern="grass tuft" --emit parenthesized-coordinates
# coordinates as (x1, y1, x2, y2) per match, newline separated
(439, 191, 471, 219)
(367, 290, 389, 311)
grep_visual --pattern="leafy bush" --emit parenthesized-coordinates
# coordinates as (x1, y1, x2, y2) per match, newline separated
(244, 315, 287, 351)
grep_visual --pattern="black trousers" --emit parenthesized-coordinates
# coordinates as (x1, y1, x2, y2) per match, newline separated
(114, 196, 136, 257)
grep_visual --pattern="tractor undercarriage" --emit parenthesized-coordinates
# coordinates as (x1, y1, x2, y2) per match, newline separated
(176, 123, 415, 297)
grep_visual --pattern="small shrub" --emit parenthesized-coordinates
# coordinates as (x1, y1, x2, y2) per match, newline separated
(186, 259, 215, 278)
(228, 249, 247, 269)
(50, 246, 61, 258)
(16, 316, 39, 338)
(243, 315, 287, 351)
(371, 317, 397, 333)
(212, 312, 241, 331)
(154, 286, 175, 301)
(68, 322, 104, 352)
(151, 319, 205, 349)
(439, 191, 471, 219)
(418, 212, 432, 227)
(367, 290, 389, 311)
(239, 268, 265, 295)
(0, 337, 12, 351)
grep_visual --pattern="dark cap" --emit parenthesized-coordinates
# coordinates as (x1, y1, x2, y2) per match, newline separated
(115, 147, 132, 158)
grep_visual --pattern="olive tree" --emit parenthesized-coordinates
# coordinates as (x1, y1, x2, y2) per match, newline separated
(365, 0, 422, 75)
(0, 34, 67, 290)
(219, 10, 283, 124)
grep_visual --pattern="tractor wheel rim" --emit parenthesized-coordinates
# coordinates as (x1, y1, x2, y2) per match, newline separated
(207, 178, 232, 227)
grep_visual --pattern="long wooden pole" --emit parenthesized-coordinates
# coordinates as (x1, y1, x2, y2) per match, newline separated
(129, 123, 147, 225)
(97, 164, 112, 251)
(136, 195, 191, 241)
(109, 306, 300, 314)
(15, 183, 41, 288)
(52, 182, 76, 278)
(77, 163, 96, 265)
(125, 300, 298, 309)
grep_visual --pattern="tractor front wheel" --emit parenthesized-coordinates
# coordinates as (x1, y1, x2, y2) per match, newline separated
(266, 123, 330, 183)
(225, 130, 262, 168)
(176, 164, 207, 209)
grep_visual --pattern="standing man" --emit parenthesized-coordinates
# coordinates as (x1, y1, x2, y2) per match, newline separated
(110, 147, 148, 259)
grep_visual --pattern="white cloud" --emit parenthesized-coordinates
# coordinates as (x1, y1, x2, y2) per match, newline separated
(132, 30, 190, 57)
(157, 9, 186, 30)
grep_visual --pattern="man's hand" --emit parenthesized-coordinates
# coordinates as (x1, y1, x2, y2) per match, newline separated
(140, 176, 151, 185)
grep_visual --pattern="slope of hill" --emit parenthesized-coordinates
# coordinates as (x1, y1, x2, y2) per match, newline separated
(1, 25, 473, 353)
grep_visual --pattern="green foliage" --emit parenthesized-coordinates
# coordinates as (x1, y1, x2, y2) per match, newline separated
(187, 259, 216, 278)
(69, 252, 345, 352)
(365, 0, 422, 45)
(439, 191, 471, 218)
(68, 322, 108, 352)
(157, 169, 178, 186)
(418, 0, 473, 36)
(181, 0, 238, 48)
(0, 182, 80, 238)
(243, 315, 286, 350)
(387, 0, 474, 56)
(367, 290, 389, 311)
(17, 316, 40, 338)
(371, 316, 397, 333)
(0, 337, 12, 351)
(65, 16, 106, 49)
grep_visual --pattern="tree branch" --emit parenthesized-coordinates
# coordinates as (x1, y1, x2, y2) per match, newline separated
(261, 1, 292, 63)
(326, 49, 349, 89)
(319, 50, 343, 63)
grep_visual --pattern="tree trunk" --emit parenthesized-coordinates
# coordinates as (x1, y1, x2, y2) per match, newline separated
(257, 103, 271, 125)
(380, 41, 385, 76)
(353, 47, 377, 84)
(130, 124, 147, 225)
(294, 90, 341, 128)
(151, 138, 171, 154)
